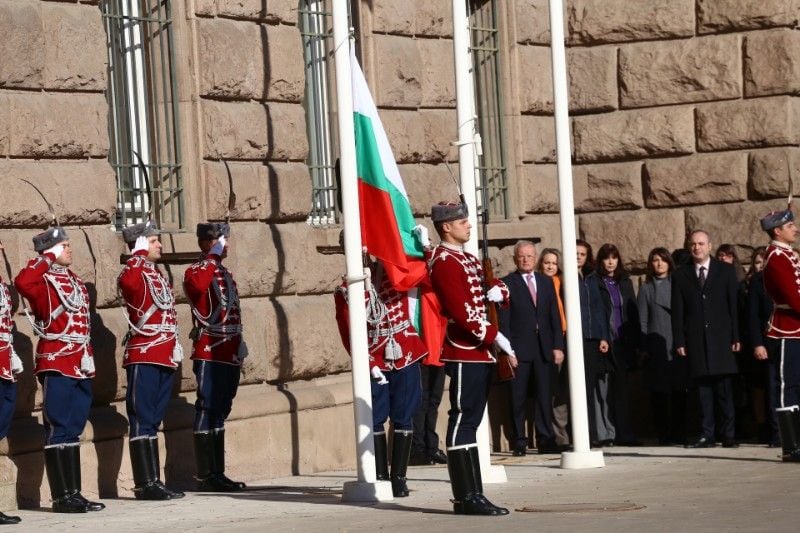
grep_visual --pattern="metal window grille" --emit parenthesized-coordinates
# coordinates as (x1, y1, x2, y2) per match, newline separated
(101, 0, 184, 230)
(469, 0, 509, 220)
(300, 0, 339, 226)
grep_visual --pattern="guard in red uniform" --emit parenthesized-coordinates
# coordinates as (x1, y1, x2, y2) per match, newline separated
(428, 201, 514, 516)
(0, 242, 23, 525)
(118, 221, 185, 500)
(334, 256, 427, 497)
(760, 207, 800, 461)
(15, 227, 104, 513)
(184, 222, 246, 492)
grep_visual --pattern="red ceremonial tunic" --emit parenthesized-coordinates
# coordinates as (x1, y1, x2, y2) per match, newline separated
(0, 278, 16, 382)
(334, 262, 428, 371)
(764, 240, 800, 339)
(118, 251, 179, 368)
(184, 253, 244, 366)
(428, 242, 508, 363)
(15, 255, 95, 379)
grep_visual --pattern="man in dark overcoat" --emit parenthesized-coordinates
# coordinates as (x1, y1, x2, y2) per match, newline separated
(672, 229, 740, 448)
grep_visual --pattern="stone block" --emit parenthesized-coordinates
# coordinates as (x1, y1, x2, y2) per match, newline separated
(195, 0, 216, 16)
(568, 46, 617, 113)
(0, 160, 116, 227)
(202, 100, 269, 159)
(573, 161, 644, 213)
(644, 153, 748, 208)
(518, 45, 552, 114)
(7, 92, 109, 158)
(264, 294, 351, 382)
(572, 106, 695, 163)
(215, 0, 296, 23)
(748, 147, 800, 199)
(516, 214, 571, 251)
(266, 102, 308, 160)
(697, 0, 798, 34)
(372, 1, 415, 36)
(278, 222, 343, 295)
(744, 29, 800, 97)
(264, 23, 305, 102)
(567, 0, 695, 45)
(420, 109, 457, 162)
(0, 0, 44, 89)
(620, 35, 742, 108)
(373, 34, 422, 108)
(522, 164, 559, 214)
(420, 38, 456, 107)
(579, 209, 686, 269)
(266, 0, 299, 24)
(199, 18, 265, 99)
(685, 201, 781, 254)
(42, 2, 106, 91)
(0, 97, 8, 156)
(400, 163, 460, 216)
(696, 96, 800, 152)
(225, 221, 287, 297)
(87, 306, 127, 404)
(69, 225, 128, 311)
(520, 115, 556, 163)
(516, 0, 551, 45)
(382, 109, 456, 164)
(417, 0, 452, 37)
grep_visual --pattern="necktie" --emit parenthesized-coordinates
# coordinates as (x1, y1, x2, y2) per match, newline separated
(526, 274, 537, 306)
(698, 266, 706, 289)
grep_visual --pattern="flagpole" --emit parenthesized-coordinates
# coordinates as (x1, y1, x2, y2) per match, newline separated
(452, 0, 506, 484)
(333, 0, 394, 501)
(547, 0, 604, 470)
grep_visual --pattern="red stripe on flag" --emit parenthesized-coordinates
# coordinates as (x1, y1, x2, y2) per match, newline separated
(358, 180, 408, 271)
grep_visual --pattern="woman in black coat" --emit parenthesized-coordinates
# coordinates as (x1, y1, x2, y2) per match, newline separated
(596, 243, 640, 446)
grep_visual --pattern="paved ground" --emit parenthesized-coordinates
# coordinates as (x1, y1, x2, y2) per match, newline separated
(9, 444, 799, 532)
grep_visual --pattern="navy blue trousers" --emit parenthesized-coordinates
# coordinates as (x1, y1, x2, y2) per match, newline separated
(0, 378, 16, 441)
(126, 364, 175, 439)
(39, 373, 92, 446)
(372, 362, 421, 432)
(445, 362, 492, 448)
(768, 338, 800, 408)
(193, 360, 241, 433)
(412, 364, 445, 454)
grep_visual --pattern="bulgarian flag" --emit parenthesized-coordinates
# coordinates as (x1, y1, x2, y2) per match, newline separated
(350, 51, 445, 364)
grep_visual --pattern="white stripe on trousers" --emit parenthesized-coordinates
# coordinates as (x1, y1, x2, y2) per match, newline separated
(450, 363, 463, 448)
(781, 339, 786, 408)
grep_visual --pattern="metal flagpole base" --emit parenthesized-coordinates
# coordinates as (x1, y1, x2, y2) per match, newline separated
(560, 450, 605, 469)
(341, 480, 395, 503)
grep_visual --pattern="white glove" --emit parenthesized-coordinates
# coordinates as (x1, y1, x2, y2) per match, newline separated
(10, 350, 23, 375)
(80, 351, 95, 375)
(494, 332, 515, 356)
(412, 224, 431, 248)
(210, 235, 226, 256)
(171, 342, 184, 364)
(44, 242, 65, 261)
(486, 285, 504, 303)
(132, 235, 149, 254)
(370, 366, 388, 385)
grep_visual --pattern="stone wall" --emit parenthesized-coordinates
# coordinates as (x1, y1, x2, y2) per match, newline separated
(1, 0, 799, 509)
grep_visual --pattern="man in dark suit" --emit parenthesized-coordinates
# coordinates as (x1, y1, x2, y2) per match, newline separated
(672, 229, 741, 448)
(499, 240, 565, 455)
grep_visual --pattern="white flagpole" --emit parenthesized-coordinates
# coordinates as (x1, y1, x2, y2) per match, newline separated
(333, 0, 394, 501)
(451, 0, 506, 484)
(548, 0, 604, 469)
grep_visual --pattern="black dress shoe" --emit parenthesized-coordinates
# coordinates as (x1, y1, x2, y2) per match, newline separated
(0, 511, 21, 524)
(722, 440, 739, 448)
(511, 448, 526, 457)
(409, 452, 434, 466)
(430, 449, 448, 464)
(616, 439, 642, 447)
(600, 439, 615, 447)
(686, 437, 716, 449)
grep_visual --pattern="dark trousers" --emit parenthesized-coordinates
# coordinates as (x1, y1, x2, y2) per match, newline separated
(126, 364, 175, 439)
(445, 362, 492, 448)
(650, 389, 687, 444)
(509, 357, 555, 447)
(610, 358, 636, 442)
(372, 362, 421, 432)
(766, 355, 780, 441)
(552, 362, 570, 446)
(412, 364, 445, 455)
(193, 360, 241, 433)
(0, 378, 16, 441)
(39, 372, 92, 446)
(695, 375, 735, 441)
(768, 338, 800, 408)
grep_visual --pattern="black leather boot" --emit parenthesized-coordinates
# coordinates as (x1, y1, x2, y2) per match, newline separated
(776, 406, 800, 462)
(148, 437, 185, 498)
(447, 447, 509, 516)
(130, 438, 172, 500)
(212, 430, 245, 491)
(44, 446, 87, 513)
(0, 511, 21, 524)
(390, 430, 413, 497)
(374, 432, 389, 481)
(64, 444, 104, 511)
(194, 432, 228, 492)
(468, 446, 509, 515)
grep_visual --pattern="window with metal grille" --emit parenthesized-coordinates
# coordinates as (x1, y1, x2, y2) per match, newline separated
(469, 0, 509, 220)
(101, 0, 184, 230)
(300, 0, 339, 227)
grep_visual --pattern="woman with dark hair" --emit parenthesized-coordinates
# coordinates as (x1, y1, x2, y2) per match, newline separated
(716, 243, 745, 282)
(595, 243, 640, 446)
(638, 247, 690, 445)
(575, 240, 612, 446)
